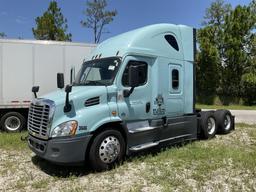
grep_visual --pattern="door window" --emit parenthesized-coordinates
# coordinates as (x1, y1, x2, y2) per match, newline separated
(122, 61, 148, 87)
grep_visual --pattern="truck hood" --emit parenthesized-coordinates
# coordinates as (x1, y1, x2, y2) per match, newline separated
(41, 86, 107, 106)
(37, 85, 110, 134)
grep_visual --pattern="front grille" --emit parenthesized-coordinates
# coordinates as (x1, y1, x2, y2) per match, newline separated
(85, 96, 100, 107)
(28, 100, 54, 139)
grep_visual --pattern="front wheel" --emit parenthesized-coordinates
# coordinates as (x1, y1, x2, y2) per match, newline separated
(89, 129, 125, 171)
(0, 112, 26, 132)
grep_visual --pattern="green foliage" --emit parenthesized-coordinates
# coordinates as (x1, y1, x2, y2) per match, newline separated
(202, 0, 231, 60)
(0, 32, 6, 38)
(221, 5, 256, 99)
(196, 27, 220, 104)
(81, 0, 117, 43)
(197, 0, 256, 105)
(0, 131, 28, 150)
(241, 72, 256, 105)
(32, 1, 72, 41)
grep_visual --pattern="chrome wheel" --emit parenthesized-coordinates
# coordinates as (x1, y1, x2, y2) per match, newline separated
(99, 136, 120, 163)
(4, 116, 21, 131)
(224, 114, 231, 131)
(207, 117, 216, 135)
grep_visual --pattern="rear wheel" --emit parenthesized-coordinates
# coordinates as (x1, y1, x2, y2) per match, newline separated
(89, 129, 125, 171)
(214, 110, 233, 134)
(0, 112, 26, 132)
(199, 111, 217, 139)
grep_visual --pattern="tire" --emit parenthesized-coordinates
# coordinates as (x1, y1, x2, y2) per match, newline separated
(199, 111, 217, 139)
(214, 110, 233, 134)
(89, 129, 125, 171)
(0, 112, 26, 132)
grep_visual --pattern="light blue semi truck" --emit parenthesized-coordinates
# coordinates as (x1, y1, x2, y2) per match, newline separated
(28, 24, 234, 171)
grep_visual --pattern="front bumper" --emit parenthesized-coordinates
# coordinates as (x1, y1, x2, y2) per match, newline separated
(28, 134, 92, 164)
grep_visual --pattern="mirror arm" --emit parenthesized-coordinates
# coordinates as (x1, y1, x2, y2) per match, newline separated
(34, 92, 37, 98)
(123, 87, 135, 98)
(64, 92, 72, 113)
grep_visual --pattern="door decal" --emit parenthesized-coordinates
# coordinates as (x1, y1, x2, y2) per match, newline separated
(153, 94, 165, 115)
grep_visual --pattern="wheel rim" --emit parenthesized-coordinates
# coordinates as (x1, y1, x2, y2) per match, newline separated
(207, 117, 216, 135)
(4, 116, 21, 131)
(99, 136, 120, 164)
(224, 114, 231, 131)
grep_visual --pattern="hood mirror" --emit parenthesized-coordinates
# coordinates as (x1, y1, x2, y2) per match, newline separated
(64, 85, 72, 113)
(32, 86, 40, 98)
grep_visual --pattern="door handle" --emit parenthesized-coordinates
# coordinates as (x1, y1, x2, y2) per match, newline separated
(146, 102, 150, 113)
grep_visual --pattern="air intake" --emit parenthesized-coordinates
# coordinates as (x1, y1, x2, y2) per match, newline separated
(85, 97, 100, 107)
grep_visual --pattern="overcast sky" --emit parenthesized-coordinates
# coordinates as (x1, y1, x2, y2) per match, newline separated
(0, 0, 252, 43)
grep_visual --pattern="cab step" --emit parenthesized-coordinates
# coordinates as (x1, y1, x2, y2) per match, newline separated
(129, 141, 159, 151)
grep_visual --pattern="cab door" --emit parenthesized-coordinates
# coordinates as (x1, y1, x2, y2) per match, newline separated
(117, 56, 152, 122)
(117, 56, 159, 147)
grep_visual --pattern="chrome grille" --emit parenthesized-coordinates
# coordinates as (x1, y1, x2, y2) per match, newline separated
(28, 99, 55, 140)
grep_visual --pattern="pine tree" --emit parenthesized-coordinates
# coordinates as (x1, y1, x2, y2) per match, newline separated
(81, 0, 117, 43)
(0, 32, 6, 38)
(32, 1, 72, 41)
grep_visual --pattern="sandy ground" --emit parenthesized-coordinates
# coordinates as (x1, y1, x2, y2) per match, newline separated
(0, 148, 159, 192)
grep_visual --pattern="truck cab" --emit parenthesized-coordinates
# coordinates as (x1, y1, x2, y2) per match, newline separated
(28, 24, 234, 171)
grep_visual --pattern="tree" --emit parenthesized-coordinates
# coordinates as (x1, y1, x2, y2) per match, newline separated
(81, 0, 117, 43)
(196, 27, 220, 104)
(197, 0, 256, 105)
(221, 5, 256, 100)
(0, 32, 6, 38)
(32, 1, 72, 41)
(196, 0, 231, 103)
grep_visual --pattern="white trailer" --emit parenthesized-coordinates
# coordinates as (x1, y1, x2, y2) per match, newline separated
(0, 39, 95, 132)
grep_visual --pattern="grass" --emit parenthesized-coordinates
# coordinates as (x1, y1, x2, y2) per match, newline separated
(31, 179, 49, 189)
(196, 104, 256, 110)
(0, 124, 256, 191)
(132, 124, 256, 191)
(0, 131, 28, 150)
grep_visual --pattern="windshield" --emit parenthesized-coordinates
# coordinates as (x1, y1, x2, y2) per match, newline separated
(74, 57, 121, 86)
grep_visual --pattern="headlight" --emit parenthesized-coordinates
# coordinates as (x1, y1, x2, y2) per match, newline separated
(51, 120, 78, 138)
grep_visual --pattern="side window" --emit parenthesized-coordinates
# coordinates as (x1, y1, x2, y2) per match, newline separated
(172, 69, 179, 89)
(165, 35, 179, 51)
(122, 60, 148, 87)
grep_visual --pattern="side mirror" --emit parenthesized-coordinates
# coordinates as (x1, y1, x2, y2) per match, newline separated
(57, 73, 64, 89)
(32, 86, 39, 98)
(128, 65, 140, 87)
(64, 85, 72, 113)
(123, 65, 140, 97)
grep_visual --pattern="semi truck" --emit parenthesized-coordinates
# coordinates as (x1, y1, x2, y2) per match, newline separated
(27, 24, 234, 171)
(0, 39, 95, 132)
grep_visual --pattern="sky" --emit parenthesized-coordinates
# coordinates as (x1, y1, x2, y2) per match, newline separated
(0, 0, 252, 43)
